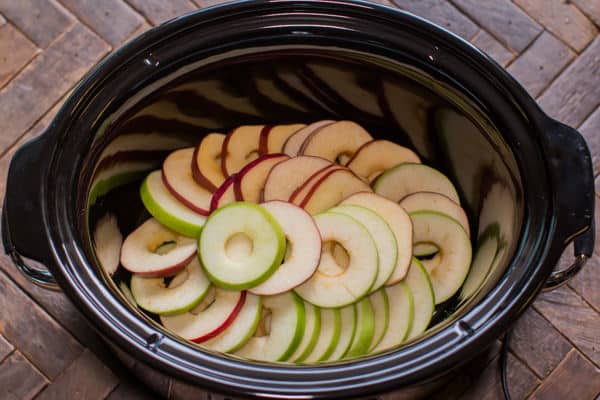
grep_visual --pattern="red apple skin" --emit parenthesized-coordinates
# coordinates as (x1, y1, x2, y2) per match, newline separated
(122, 252, 196, 278)
(220, 128, 235, 178)
(288, 165, 344, 204)
(233, 153, 289, 201)
(344, 139, 373, 166)
(298, 168, 366, 210)
(191, 291, 247, 343)
(191, 142, 219, 192)
(161, 169, 211, 216)
(210, 174, 238, 211)
(258, 125, 274, 155)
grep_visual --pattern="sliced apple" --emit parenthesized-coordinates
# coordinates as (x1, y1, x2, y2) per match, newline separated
(346, 140, 421, 182)
(404, 258, 435, 341)
(141, 170, 207, 237)
(459, 225, 499, 301)
(263, 156, 332, 201)
(221, 125, 264, 176)
(119, 281, 137, 307)
(162, 147, 212, 215)
(299, 120, 373, 164)
(344, 297, 375, 359)
(400, 191, 470, 237)
(160, 288, 246, 343)
(201, 292, 262, 353)
(282, 120, 335, 156)
(374, 163, 460, 204)
(235, 292, 305, 362)
(93, 213, 122, 276)
(198, 202, 286, 290)
(341, 192, 412, 283)
(121, 218, 197, 277)
(368, 289, 390, 352)
(410, 211, 472, 304)
(299, 169, 371, 215)
(192, 133, 226, 192)
(288, 165, 344, 205)
(326, 305, 356, 361)
(210, 174, 238, 211)
(289, 302, 321, 362)
(250, 201, 321, 295)
(371, 282, 413, 353)
(130, 257, 211, 315)
(259, 124, 306, 154)
(329, 205, 397, 293)
(294, 212, 378, 308)
(234, 154, 289, 203)
(302, 308, 341, 363)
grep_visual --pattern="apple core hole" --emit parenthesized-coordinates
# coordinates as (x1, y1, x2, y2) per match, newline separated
(245, 150, 259, 163)
(336, 153, 351, 165)
(166, 269, 189, 289)
(283, 239, 293, 262)
(151, 239, 177, 255)
(225, 232, 253, 261)
(320, 241, 350, 277)
(255, 307, 272, 337)
(191, 287, 216, 314)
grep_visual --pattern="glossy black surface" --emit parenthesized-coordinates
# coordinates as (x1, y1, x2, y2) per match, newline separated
(2, 0, 594, 398)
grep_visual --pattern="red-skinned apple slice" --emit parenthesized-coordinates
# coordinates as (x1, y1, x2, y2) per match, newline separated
(299, 168, 371, 215)
(263, 156, 332, 201)
(288, 165, 344, 205)
(192, 133, 226, 192)
(120, 218, 197, 277)
(221, 125, 264, 176)
(346, 140, 421, 182)
(210, 174, 238, 211)
(233, 154, 290, 203)
(259, 124, 306, 154)
(162, 148, 212, 215)
(250, 201, 322, 295)
(161, 288, 246, 343)
(299, 120, 373, 163)
(400, 191, 470, 237)
(282, 120, 334, 156)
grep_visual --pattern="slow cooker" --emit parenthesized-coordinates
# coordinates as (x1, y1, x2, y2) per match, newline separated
(2, 1, 595, 398)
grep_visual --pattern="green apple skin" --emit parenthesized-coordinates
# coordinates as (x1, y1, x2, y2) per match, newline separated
(459, 224, 499, 301)
(302, 308, 341, 364)
(344, 297, 375, 359)
(405, 258, 435, 341)
(292, 303, 322, 363)
(326, 305, 356, 361)
(368, 289, 390, 352)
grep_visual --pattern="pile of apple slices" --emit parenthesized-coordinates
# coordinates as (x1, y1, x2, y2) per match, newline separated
(117, 120, 474, 363)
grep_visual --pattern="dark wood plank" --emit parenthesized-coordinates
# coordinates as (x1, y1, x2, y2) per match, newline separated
(0, 22, 39, 88)
(507, 31, 575, 98)
(578, 106, 600, 175)
(463, 340, 503, 378)
(0, 0, 74, 48)
(170, 380, 211, 400)
(470, 29, 515, 66)
(0, 23, 109, 154)
(515, 0, 598, 52)
(59, 0, 144, 47)
(391, 0, 479, 40)
(35, 349, 118, 400)
(125, 0, 197, 25)
(459, 352, 539, 400)
(529, 349, 600, 400)
(451, 0, 542, 52)
(105, 380, 160, 400)
(0, 271, 83, 380)
(0, 351, 48, 400)
(509, 307, 573, 377)
(538, 36, 600, 127)
(0, 333, 14, 363)
(572, 0, 600, 27)
(534, 285, 600, 367)
(429, 370, 471, 400)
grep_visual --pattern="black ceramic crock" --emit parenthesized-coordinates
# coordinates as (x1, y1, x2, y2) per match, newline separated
(2, 1, 595, 398)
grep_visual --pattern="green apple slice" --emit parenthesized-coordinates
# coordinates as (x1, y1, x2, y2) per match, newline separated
(201, 292, 262, 353)
(344, 297, 375, 359)
(130, 257, 211, 315)
(302, 308, 341, 363)
(294, 212, 378, 308)
(410, 211, 472, 304)
(413, 243, 439, 257)
(374, 163, 460, 204)
(289, 302, 321, 362)
(235, 292, 305, 362)
(119, 281, 137, 307)
(459, 225, 499, 301)
(368, 289, 390, 352)
(251, 201, 321, 295)
(405, 258, 435, 341)
(198, 202, 286, 290)
(329, 205, 397, 292)
(141, 170, 206, 237)
(400, 191, 470, 237)
(120, 218, 197, 277)
(326, 305, 356, 361)
(341, 192, 412, 284)
(372, 282, 413, 354)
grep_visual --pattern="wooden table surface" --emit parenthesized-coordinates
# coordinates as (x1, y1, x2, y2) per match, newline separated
(0, 0, 599, 399)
